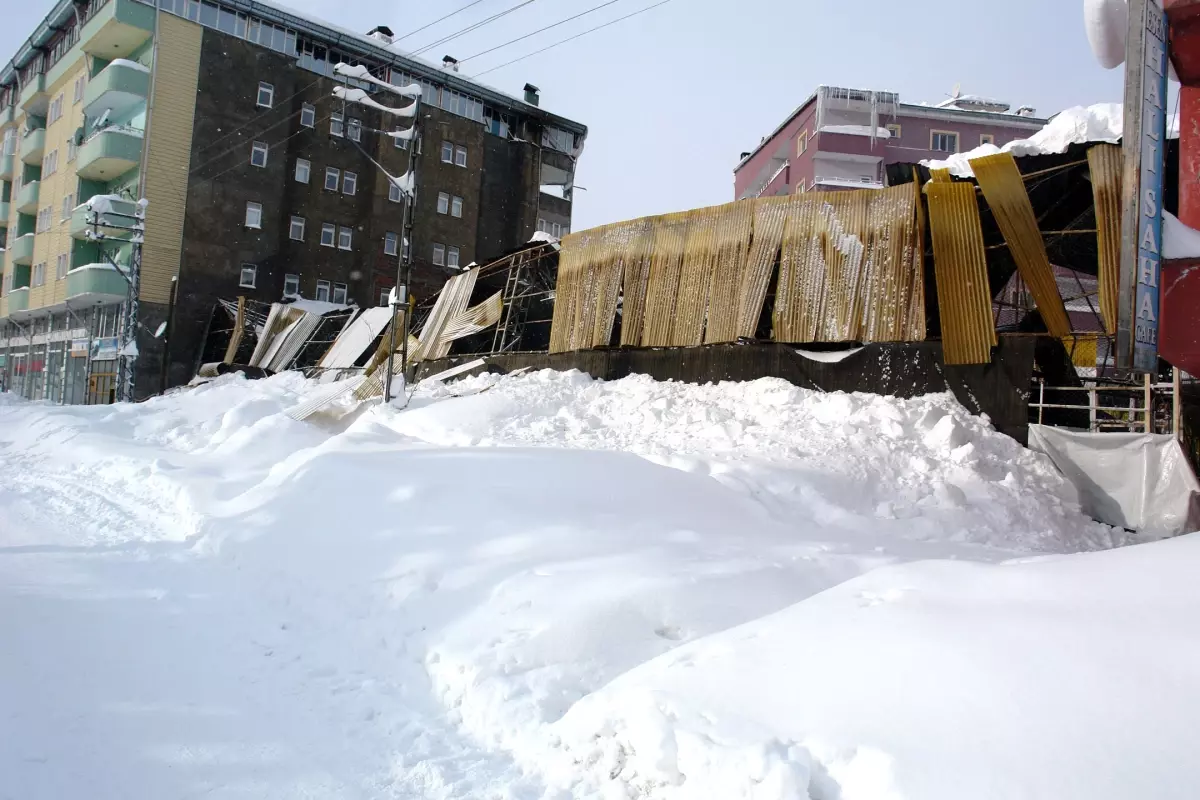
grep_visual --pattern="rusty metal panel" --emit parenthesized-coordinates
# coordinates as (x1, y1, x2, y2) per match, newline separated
(971, 152, 1072, 338)
(549, 229, 588, 353)
(703, 201, 755, 343)
(907, 175, 928, 341)
(926, 181, 997, 364)
(929, 167, 953, 183)
(1088, 144, 1122, 335)
(735, 196, 790, 338)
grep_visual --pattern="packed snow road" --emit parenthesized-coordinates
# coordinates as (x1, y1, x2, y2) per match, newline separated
(1, 371, 1197, 800)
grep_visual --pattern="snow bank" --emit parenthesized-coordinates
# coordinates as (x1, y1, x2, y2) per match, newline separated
(0, 369, 1176, 800)
(1163, 211, 1200, 259)
(553, 533, 1200, 800)
(925, 102, 1178, 177)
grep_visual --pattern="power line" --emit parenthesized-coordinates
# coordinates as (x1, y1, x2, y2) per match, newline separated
(470, 0, 671, 78)
(459, 0, 623, 63)
(197, 74, 326, 154)
(411, 0, 542, 57)
(393, 0, 490, 44)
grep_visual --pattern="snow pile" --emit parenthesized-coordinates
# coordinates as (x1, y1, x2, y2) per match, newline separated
(393, 370, 1117, 552)
(1163, 210, 1200, 260)
(0, 370, 1189, 800)
(925, 102, 1178, 177)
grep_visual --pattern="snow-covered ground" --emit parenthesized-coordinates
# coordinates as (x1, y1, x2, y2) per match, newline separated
(1, 370, 1195, 800)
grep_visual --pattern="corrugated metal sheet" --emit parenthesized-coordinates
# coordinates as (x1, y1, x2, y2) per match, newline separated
(703, 201, 755, 344)
(735, 196, 790, 338)
(222, 296, 245, 364)
(672, 204, 719, 346)
(970, 152, 1072, 337)
(929, 167, 953, 183)
(642, 211, 691, 347)
(1087, 144, 1121, 335)
(925, 182, 997, 364)
(411, 268, 478, 362)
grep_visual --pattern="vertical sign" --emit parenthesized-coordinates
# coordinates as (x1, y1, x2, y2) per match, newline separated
(1118, 0, 1169, 373)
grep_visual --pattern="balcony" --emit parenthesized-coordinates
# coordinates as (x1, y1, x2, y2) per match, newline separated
(6, 287, 29, 316)
(70, 196, 139, 241)
(15, 180, 39, 214)
(0, 154, 11, 181)
(8, 232, 34, 265)
(19, 74, 48, 115)
(83, 59, 150, 120)
(19, 127, 46, 165)
(0, 104, 13, 126)
(76, 126, 143, 180)
(66, 263, 129, 306)
(0, 202, 9, 223)
(80, 0, 155, 60)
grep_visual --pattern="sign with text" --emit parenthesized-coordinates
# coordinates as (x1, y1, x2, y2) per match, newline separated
(90, 336, 120, 362)
(1118, 0, 1170, 373)
(69, 338, 89, 357)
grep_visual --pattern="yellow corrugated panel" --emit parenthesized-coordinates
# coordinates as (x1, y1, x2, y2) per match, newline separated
(735, 195, 790, 338)
(672, 205, 720, 346)
(641, 210, 691, 346)
(970, 152, 1071, 337)
(549, 229, 589, 353)
(1063, 335, 1099, 368)
(1087, 144, 1121, 335)
(702, 200, 754, 343)
(860, 184, 921, 342)
(925, 181, 997, 364)
(141, 13, 202, 306)
(929, 168, 953, 183)
(907, 173, 928, 341)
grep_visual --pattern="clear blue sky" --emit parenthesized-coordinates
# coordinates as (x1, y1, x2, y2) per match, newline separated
(4, 0, 1130, 229)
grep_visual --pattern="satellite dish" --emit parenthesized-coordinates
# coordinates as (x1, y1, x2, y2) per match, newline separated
(154, 321, 167, 338)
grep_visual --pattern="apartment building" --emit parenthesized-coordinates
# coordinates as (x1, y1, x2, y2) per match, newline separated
(0, 0, 587, 402)
(734, 86, 1046, 199)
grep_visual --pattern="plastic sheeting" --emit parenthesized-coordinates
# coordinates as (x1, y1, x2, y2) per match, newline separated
(1028, 424, 1200, 536)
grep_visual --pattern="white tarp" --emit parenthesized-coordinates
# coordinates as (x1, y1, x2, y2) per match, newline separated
(1028, 424, 1200, 536)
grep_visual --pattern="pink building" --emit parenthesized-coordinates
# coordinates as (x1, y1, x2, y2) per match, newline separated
(734, 86, 1047, 199)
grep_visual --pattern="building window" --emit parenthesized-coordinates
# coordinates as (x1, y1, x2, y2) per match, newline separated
(72, 75, 84, 104)
(332, 282, 348, 304)
(930, 130, 959, 153)
(300, 103, 315, 128)
(451, 196, 463, 218)
(320, 223, 336, 247)
(342, 171, 357, 195)
(389, 183, 403, 203)
(256, 82, 274, 108)
(32, 262, 45, 287)
(884, 123, 901, 139)
(239, 263, 257, 288)
(551, 222, 561, 237)
(61, 194, 74, 222)
(347, 118, 361, 142)
(283, 273, 300, 296)
(250, 140, 268, 167)
(441, 141, 453, 163)
(289, 215, 305, 240)
(394, 128, 408, 149)
(48, 94, 63, 124)
(330, 112, 344, 137)
(796, 130, 808, 156)
(338, 226, 353, 250)
(437, 191, 449, 214)
(384, 231, 398, 256)
(980, 133, 995, 146)
(447, 246, 460, 268)
(295, 158, 310, 183)
(56, 253, 68, 279)
(454, 145, 467, 167)
(537, 218, 546, 233)
(325, 166, 340, 190)
(379, 288, 390, 306)
(67, 139, 76, 162)
(245, 201, 263, 228)
(432, 243, 445, 265)
(315, 280, 330, 302)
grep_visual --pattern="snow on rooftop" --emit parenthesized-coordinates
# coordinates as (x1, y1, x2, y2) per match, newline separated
(818, 124, 892, 138)
(924, 102, 1180, 177)
(285, 297, 353, 315)
(529, 230, 560, 243)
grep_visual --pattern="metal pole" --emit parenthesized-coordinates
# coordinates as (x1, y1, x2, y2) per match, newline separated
(1173, 365, 1182, 438)
(159, 275, 177, 394)
(384, 109, 419, 401)
(1144, 371, 1153, 433)
(1038, 380, 1045, 425)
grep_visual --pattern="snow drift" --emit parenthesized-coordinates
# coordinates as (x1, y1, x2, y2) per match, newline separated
(0, 370, 1190, 800)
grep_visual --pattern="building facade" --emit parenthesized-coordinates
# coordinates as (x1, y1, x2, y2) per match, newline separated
(734, 86, 1046, 199)
(0, 0, 586, 402)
